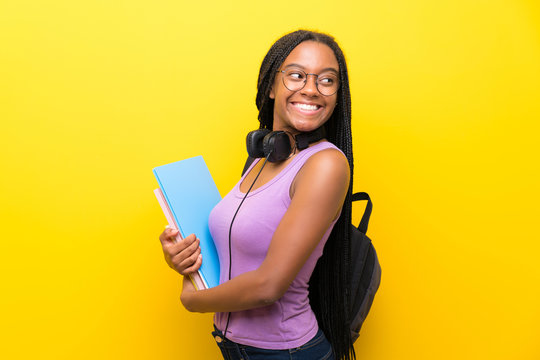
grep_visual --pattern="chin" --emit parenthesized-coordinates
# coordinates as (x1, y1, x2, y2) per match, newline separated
(292, 120, 325, 133)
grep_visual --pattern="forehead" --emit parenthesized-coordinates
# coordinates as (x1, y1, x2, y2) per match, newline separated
(281, 40, 339, 72)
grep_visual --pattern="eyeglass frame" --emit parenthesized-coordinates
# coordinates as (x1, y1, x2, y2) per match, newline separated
(275, 69, 340, 96)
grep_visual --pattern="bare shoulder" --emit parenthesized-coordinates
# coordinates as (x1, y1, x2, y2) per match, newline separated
(291, 147, 350, 198)
(307, 147, 349, 172)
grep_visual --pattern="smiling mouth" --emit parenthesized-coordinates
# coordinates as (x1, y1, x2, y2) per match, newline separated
(291, 102, 322, 111)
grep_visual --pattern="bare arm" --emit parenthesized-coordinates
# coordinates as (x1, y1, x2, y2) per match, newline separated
(181, 148, 350, 313)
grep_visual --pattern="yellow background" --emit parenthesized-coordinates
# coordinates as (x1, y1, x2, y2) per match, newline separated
(1, 0, 539, 359)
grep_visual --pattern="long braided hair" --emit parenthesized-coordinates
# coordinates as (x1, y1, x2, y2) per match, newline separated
(255, 30, 355, 360)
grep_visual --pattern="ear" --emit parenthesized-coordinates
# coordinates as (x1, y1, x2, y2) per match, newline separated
(269, 86, 275, 99)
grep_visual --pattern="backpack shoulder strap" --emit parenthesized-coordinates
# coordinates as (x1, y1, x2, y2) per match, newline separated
(352, 192, 373, 234)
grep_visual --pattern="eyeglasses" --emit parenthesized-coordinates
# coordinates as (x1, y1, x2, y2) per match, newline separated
(277, 68, 339, 96)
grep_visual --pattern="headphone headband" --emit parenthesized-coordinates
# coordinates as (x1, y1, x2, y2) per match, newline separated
(295, 127, 326, 150)
(246, 126, 326, 162)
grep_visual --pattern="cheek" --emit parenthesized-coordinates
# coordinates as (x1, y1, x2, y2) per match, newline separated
(327, 98, 338, 113)
(272, 88, 292, 112)
(322, 99, 338, 121)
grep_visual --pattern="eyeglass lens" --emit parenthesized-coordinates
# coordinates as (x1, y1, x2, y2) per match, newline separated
(281, 69, 339, 96)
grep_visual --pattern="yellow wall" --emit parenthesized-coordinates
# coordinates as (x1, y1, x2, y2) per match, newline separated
(1, 0, 539, 359)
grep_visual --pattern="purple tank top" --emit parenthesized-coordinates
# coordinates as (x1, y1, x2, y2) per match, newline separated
(208, 141, 342, 349)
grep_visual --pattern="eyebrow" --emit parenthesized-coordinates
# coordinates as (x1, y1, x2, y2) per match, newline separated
(283, 63, 339, 74)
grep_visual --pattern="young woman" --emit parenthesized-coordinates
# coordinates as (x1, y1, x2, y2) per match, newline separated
(159, 30, 355, 360)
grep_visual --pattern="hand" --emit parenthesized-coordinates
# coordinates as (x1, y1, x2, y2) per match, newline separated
(159, 227, 202, 275)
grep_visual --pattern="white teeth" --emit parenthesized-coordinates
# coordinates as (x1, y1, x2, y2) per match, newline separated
(294, 103, 319, 111)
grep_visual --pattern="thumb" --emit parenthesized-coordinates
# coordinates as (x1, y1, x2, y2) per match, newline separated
(160, 225, 180, 244)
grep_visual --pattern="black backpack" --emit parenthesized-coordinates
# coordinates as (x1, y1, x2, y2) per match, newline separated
(241, 158, 381, 343)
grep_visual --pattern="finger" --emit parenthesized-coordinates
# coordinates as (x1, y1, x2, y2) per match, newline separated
(161, 232, 186, 262)
(182, 233, 197, 244)
(159, 227, 179, 244)
(171, 239, 200, 268)
(183, 254, 203, 274)
(166, 228, 180, 241)
(171, 234, 198, 253)
(178, 246, 201, 270)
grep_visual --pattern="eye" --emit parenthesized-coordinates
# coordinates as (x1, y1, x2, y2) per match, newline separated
(318, 74, 337, 86)
(285, 70, 305, 81)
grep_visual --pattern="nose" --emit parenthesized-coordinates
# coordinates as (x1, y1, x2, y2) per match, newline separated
(301, 74, 319, 96)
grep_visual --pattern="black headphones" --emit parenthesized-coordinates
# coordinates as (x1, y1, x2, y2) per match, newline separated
(246, 126, 327, 162)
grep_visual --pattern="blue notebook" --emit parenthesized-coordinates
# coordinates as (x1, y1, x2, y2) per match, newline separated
(153, 156, 221, 289)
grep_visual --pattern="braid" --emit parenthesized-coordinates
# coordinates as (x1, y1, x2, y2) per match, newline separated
(255, 30, 355, 360)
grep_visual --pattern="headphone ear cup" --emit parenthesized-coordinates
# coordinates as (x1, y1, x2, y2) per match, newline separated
(263, 131, 292, 162)
(246, 129, 271, 158)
